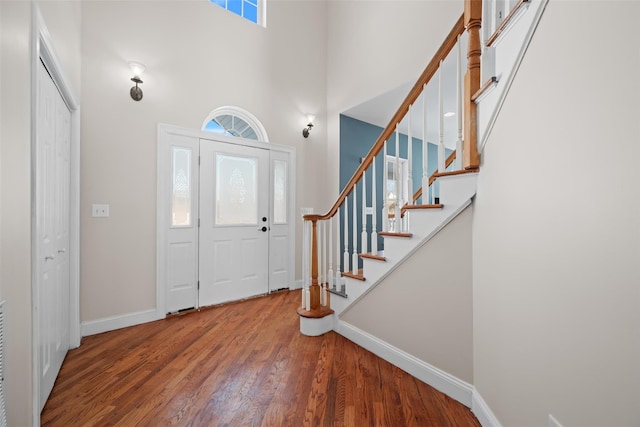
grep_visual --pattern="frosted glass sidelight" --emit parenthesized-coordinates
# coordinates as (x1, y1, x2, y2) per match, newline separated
(273, 160, 288, 224)
(216, 154, 258, 225)
(171, 147, 192, 227)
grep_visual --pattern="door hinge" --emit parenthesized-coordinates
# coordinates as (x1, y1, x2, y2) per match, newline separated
(198, 155, 201, 165)
(198, 218, 200, 227)
(197, 280, 200, 290)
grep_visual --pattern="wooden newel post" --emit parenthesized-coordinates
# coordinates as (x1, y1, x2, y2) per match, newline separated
(464, 0, 482, 169)
(310, 218, 321, 310)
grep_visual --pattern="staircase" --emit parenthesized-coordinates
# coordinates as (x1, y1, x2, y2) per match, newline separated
(297, 0, 550, 416)
(329, 171, 478, 319)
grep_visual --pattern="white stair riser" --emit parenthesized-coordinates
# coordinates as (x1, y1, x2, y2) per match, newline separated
(438, 174, 478, 206)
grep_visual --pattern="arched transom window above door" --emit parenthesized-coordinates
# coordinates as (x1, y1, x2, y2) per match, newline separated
(202, 106, 269, 142)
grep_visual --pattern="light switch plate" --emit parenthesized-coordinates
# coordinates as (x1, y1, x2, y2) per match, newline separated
(92, 204, 109, 218)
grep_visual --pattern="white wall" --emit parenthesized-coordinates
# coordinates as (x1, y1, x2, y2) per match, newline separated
(80, 1, 327, 323)
(1, 3, 34, 423)
(473, 2, 640, 425)
(0, 1, 81, 424)
(325, 0, 463, 211)
(342, 206, 474, 384)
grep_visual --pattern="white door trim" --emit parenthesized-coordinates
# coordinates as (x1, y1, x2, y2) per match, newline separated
(156, 124, 296, 317)
(31, 6, 81, 425)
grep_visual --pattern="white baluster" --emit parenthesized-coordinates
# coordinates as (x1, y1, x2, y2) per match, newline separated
(343, 198, 349, 275)
(382, 141, 389, 232)
(328, 216, 333, 291)
(361, 170, 368, 254)
(405, 106, 413, 233)
(371, 155, 378, 255)
(456, 35, 464, 171)
(319, 220, 325, 304)
(395, 125, 400, 232)
(407, 105, 413, 207)
(422, 83, 430, 204)
(318, 221, 327, 283)
(352, 185, 358, 275)
(438, 59, 446, 174)
(336, 214, 342, 291)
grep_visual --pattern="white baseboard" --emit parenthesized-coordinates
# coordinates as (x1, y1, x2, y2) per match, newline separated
(81, 308, 161, 337)
(336, 320, 473, 407)
(472, 388, 503, 427)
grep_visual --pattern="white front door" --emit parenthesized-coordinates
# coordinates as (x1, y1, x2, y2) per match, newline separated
(198, 139, 270, 306)
(36, 59, 71, 410)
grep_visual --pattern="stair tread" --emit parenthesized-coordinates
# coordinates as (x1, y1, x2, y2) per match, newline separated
(359, 253, 386, 261)
(401, 203, 443, 217)
(378, 231, 412, 238)
(342, 270, 365, 281)
(403, 203, 443, 210)
(297, 306, 335, 319)
(433, 168, 479, 178)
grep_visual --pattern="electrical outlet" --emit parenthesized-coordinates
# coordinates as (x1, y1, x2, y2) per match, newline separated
(92, 204, 110, 218)
(549, 414, 563, 427)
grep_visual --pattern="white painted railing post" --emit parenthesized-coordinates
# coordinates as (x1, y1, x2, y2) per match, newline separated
(422, 83, 430, 204)
(438, 59, 446, 174)
(343, 197, 349, 275)
(405, 106, 413, 232)
(328, 216, 333, 291)
(319, 219, 324, 288)
(319, 220, 325, 305)
(336, 212, 343, 293)
(361, 170, 368, 255)
(352, 185, 358, 275)
(395, 125, 400, 232)
(407, 105, 413, 207)
(382, 141, 389, 232)
(456, 34, 464, 171)
(371, 154, 378, 255)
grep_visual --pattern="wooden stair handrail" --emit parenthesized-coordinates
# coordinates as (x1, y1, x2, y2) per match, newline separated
(304, 13, 466, 223)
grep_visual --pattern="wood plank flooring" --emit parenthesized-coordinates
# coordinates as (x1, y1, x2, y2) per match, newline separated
(41, 291, 480, 426)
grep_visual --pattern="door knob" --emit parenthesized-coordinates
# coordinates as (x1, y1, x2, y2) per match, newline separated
(262, 217, 267, 222)
(259, 226, 268, 232)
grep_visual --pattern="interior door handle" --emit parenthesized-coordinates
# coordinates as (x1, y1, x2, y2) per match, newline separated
(58, 248, 66, 254)
(45, 255, 55, 261)
(259, 226, 268, 232)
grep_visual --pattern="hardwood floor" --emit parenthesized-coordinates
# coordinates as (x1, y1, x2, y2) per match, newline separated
(42, 291, 481, 426)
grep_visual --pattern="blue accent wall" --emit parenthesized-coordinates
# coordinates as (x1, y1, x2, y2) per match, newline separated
(338, 114, 446, 272)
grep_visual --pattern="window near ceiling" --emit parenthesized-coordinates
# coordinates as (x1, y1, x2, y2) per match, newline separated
(202, 106, 269, 142)
(209, 0, 265, 26)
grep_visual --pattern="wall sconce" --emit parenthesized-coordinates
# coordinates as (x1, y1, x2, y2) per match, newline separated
(302, 114, 315, 138)
(128, 61, 145, 101)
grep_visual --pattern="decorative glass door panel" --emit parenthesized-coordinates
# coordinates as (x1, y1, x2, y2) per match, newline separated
(215, 154, 258, 226)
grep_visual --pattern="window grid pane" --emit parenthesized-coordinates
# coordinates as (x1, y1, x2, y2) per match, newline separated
(209, 0, 262, 25)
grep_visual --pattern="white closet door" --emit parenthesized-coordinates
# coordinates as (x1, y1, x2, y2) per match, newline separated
(36, 59, 71, 410)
